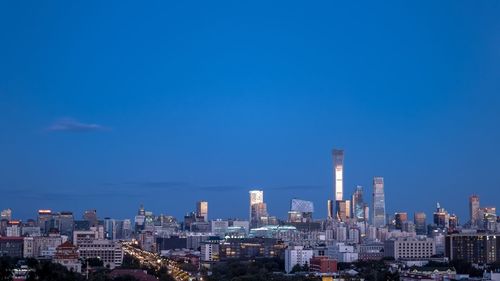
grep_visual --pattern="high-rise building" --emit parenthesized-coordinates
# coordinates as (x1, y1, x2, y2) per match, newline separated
(446, 233, 500, 264)
(1, 209, 12, 221)
(394, 213, 408, 230)
(352, 186, 365, 222)
(290, 199, 314, 223)
(414, 212, 427, 235)
(327, 200, 334, 219)
(333, 149, 344, 221)
(333, 149, 344, 201)
(249, 190, 267, 228)
(38, 210, 53, 234)
(433, 203, 449, 229)
(83, 210, 98, 227)
(336, 200, 351, 222)
(250, 203, 268, 228)
(196, 201, 209, 222)
(372, 177, 386, 228)
(469, 195, 480, 227)
(59, 211, 74, 237)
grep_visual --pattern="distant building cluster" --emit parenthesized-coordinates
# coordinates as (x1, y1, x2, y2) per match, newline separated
(1, 148, 500, 280)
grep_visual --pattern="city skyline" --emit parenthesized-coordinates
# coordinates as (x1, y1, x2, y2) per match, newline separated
(1, 1, 500, 223)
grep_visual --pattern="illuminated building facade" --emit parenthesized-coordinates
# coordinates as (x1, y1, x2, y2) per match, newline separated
(352, 186, 365, 222)
(196, 201, 208, 222)
(372, 177, 386, 228)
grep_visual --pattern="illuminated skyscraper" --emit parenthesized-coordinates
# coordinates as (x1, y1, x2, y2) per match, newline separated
(249, 190, 266, 227)
(469, 195, 480, 227)
(196, 201, 208, 222)
(333, 149, 344, 201)
(372, 177, 386, 228)
(352, 186, 365, 222)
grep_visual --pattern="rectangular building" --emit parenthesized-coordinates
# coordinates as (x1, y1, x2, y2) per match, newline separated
(445, 233, 499, 264)
(384, 238, 435, 260)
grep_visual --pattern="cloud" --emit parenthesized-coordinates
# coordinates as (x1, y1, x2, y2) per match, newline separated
(46, 118, 108, 132)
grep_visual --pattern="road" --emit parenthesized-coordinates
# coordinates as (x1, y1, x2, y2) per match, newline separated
(122, 241, 197, 281)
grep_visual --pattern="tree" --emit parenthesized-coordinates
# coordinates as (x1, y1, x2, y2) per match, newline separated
(290, 264, 302, 273)
(0, 257, 13, 281)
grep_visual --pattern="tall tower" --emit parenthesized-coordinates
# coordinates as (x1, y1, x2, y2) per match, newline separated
(372, 177, 386, 228)
(352, 186, 364, 222)
(196, 201, 208, 222)
(333, 149, 344, 201)
(469, 195, 480, 227)
(249, 190, 264, 222)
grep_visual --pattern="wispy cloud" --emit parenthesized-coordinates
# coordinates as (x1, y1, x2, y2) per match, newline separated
(46, 118, 108, 132)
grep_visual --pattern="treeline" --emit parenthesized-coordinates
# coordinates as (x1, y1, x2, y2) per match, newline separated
(206, 258, 321, 281)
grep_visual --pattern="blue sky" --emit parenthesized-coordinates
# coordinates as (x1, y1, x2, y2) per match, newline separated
(1, 1, 499, 222)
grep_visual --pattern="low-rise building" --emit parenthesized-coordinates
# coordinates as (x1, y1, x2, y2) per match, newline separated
(54, 241, 81, 273)
(310, 256, 337, 273)
(384, 237, 435, 260)
(78, 239, 123, 269)
(0, 237, 24, 257)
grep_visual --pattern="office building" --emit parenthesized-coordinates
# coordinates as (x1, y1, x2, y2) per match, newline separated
(83, 209, 98, 227)
(333, 149, 344, 201)
(384, 238, 436, 260)
(433, 203, 449, 229)
(372, 177, 386, 228)
(395, 213, 408, 230)
(469, 195, 480, 227)
(196, 201, 208, 222)
(78, 239, 123, 269)
(250, 203, 269, 228)
(37, 210, 52, 234)
(352, 186, 365, 222)
(211, 220, 229, 238)
(59, 211, 74, 237)
(414, 212, 427, 235)
(327, 200, 334, 219)
(333, 149, 344, 221)
(289, 199, 314, 223)
(249, 190, 268, 228)
(336, 200, 351, 222)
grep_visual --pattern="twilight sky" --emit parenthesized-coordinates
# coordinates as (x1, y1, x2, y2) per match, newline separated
(1, 1, 500, 222)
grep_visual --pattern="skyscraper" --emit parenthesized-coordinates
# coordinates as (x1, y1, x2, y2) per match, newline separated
(249, 190, 265, 227)
(414, 212, 427, 235)
(333, 149, 344, 201)
(352, 186, 365, 222)
(196, 201, 208, 222)
(372, 177, 386, 228)
(336, 200, 351, 222)
(469, 195, 480, 227)
(327, 200, 334, 219)
(394, 212, 408, 230)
